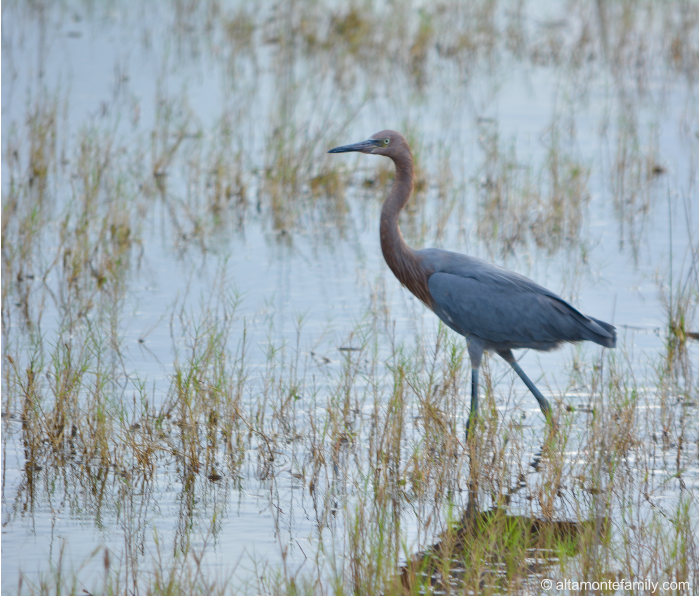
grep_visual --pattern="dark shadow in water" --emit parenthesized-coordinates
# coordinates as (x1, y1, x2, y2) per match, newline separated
(399, 489, 602, 595)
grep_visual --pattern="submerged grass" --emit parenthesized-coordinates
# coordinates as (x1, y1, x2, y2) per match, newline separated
(2, 0, 698, 594)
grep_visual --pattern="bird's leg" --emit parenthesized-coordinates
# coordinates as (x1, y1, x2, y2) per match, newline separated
(465, 367, 479, 442)
(498, 349, 556, 429)
(465, 341, 484, 443)
(464, 366, 480, 500)
(511, 360, 553, 422)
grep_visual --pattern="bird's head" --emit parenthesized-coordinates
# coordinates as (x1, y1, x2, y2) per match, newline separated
(328, 130, 410, 159)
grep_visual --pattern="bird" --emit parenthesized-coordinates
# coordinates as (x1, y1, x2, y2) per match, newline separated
(329, 130, 616, 439)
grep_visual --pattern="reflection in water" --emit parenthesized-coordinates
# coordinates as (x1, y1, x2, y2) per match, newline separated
(400, 492, 602, 595)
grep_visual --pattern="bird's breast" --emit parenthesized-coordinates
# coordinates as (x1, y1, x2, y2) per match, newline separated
(382, 245, 434, 308)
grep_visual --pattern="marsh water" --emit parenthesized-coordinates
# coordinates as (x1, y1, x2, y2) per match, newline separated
(2, 2, 698, 593)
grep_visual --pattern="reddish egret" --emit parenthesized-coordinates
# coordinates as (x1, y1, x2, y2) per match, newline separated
(329, 130, 615, 438)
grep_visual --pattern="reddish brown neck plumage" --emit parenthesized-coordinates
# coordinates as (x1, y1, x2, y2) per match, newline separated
(379, 146, 434, 308)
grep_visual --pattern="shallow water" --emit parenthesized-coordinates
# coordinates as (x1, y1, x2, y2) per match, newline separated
(2, 1, 698, 592)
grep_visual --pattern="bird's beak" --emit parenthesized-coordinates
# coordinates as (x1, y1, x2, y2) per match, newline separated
(328, 139, 381, 154)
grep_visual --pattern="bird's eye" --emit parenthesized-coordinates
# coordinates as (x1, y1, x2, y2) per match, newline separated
(383, 139, 390, 146)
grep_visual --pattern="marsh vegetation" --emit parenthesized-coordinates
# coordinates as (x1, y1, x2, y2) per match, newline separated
(2, 1, 698, 594)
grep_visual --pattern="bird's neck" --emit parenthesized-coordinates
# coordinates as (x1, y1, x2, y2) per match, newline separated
(380, 152, 433, 307)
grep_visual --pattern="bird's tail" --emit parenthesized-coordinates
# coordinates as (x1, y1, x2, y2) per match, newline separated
(582, 316, 616, 348)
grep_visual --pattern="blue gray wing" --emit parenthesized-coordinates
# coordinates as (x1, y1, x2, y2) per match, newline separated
(419, 249, 615, 348)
